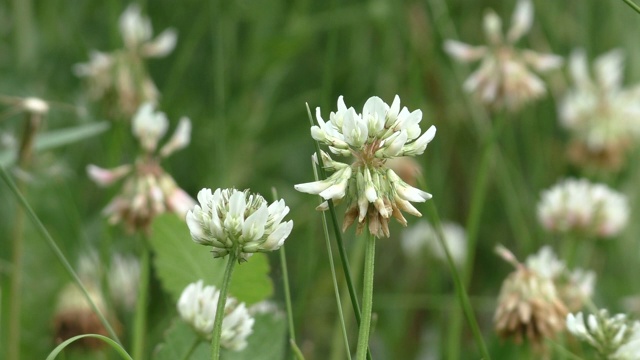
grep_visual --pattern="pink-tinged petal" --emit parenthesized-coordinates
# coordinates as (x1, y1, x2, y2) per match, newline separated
(87, 164, 132, 187)
(443, 40, 487, 63)
(168, 188, 196, 218)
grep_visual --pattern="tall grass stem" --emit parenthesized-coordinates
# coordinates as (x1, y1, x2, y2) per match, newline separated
(355, 233, 375, 360)
(132, 241, 151, 360)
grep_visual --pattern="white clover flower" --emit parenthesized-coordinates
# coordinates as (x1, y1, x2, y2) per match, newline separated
(295, 95, 436, 238)
(177, 280, 254, 351)
(560, 49, 640, 170)
(119, 4, 177, 57)
(444, 0, 562, 111)
(401, 220, 466, 267)
(87, 103, 194, 233)
(567, 309, 640, 359)
(108, 254, 140, 311)
(186, 188, 293, 262)
(537, 178, 629, 238)
(74, 6, 176, 117)
(53, 283, 111, 349)
(494, 246, 567, 346)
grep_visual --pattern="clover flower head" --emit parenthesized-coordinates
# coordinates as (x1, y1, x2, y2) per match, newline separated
(401, 220, 466, 267)
(177, 280, 254, 350)
(295, 95, 436, 238)
(444, 0, 562, 111)
(87, 103, 194, 233)
(567, 309, 640, 359)
(53, 283, 112, 350)
(186, 188, 294, 262)
(560, 49, 640, 170)
(74, 6, 176, 117)
(108, 254, 140, 311)
(493, 246, 567, 347)
(537, 178, 629, 238)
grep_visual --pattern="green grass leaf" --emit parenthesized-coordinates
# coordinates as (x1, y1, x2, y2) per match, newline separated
(149, 214, 273, 305)
(0, 122, 110, 166)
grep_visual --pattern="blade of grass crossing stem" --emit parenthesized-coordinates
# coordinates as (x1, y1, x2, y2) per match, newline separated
(0, 165, 122, 344)
(46, 334, 133, 360)
(622, 0, 640, 15)
(310, 166, 352, 360)
(305, 103, 362, 326)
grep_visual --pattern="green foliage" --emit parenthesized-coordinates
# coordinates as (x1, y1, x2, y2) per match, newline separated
(149, 214, 273, 305)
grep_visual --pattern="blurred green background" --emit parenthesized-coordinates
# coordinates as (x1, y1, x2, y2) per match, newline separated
(2, 0, 640, 359)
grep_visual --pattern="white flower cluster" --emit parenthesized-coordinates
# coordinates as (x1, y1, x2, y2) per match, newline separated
(74, 5, 177, 117)
(295, 95, 436, 238)
(525, 246, 595, 311)
(444, 0, 562, 111)
(401, 220, 466, 267)
(567, 309, 640, 359)
(560, 49, 640, 169)
(186, 188, 293, 261)
(87, 103, 194, 232)
(537, 178, 629, 238)
(177, 280, 254, 351)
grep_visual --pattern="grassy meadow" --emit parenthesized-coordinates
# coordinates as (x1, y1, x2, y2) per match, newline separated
(2, 0, 640, 359)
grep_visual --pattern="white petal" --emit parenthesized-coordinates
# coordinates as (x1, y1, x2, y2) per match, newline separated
(443, 40, 487, 63)
(507, 0, 533, 43)
(142, 28, 177, 58)
(159, 117, 192, 157)
(242, 204, 268, 241)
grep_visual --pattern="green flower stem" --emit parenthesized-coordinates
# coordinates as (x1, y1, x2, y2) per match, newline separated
(0, 165, 122, 344)
(279, 246, 300, 349)
(211, 251, 237, 360)
(426, 200, 491, 360)
(132, 241, 151, 360)
(305, 104, 363, 327)
(622, 0, 640, 14)
(355, 233, 376, 360)
(180, 338, 200, 360)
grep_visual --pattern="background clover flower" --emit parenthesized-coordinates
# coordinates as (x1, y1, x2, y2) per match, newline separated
(493, 246, 567, 347)
(186, 188, 293, 262)
(401, 220, 467, 267)
(537, 178, 629, 238)
(560, 49, 640, 170)
(74, 5, 177, 117)
(567, 309, 640, 359)
(87, 102, 194, 233)
(177, 280, 254, 351)
(444, 0, 562, 111)
(295, 95, 436, 238)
